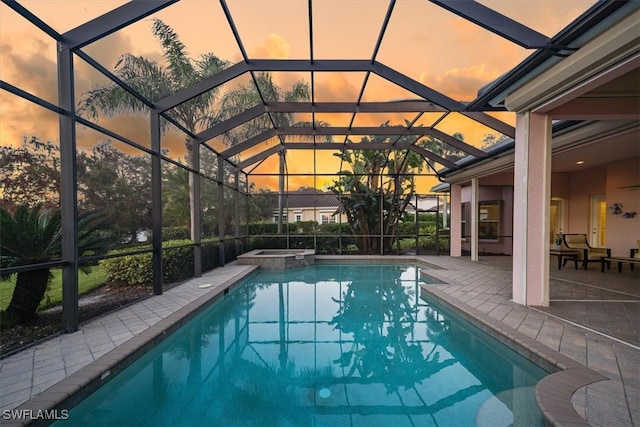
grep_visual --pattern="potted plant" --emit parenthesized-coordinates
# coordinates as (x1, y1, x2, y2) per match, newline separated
(554, 235, 563, 250)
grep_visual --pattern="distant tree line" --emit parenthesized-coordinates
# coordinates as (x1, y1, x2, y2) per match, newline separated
(0, 136, 276, 246)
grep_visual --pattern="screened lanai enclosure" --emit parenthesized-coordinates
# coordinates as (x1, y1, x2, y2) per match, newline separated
(1, 0, 620, 333)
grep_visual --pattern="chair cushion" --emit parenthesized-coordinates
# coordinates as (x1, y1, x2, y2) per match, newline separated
(569, 243, 589, 249)
(586, 250, 607, 260)
(565, 234, 588, 245)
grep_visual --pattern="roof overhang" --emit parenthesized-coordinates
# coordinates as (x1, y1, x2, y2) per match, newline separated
(436, 120, 640, 185)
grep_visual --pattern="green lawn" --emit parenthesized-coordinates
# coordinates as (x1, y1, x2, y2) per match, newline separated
(0, 268, 107, 312)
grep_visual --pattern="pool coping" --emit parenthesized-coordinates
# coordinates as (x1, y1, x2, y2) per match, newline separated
(4, 256, 607, 426)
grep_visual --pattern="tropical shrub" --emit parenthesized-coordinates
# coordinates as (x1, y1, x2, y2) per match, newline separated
(0, 204, 109, 324)
(418, 224, 450, 252)
(100, 238, 227, 286)
(100, 241, 187, 286)
(329, 135, 424, 254)
(248, 222, 280, 235)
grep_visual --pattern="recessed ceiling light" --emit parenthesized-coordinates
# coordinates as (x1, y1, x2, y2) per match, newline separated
(576, 160, 584, 165)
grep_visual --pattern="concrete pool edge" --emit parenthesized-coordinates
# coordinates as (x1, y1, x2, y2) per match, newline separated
(314, 254, 444, 269)
(420, 284, 608, 427)
(3, 265, 259, 427)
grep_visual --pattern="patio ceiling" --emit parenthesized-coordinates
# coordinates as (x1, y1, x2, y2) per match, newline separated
(4, 0, 628, 177)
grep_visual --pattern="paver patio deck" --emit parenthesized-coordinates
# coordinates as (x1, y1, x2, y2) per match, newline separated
(0, 256, 638, 426)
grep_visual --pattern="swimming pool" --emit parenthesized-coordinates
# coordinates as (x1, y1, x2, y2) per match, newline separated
(56, 263, 547, 426)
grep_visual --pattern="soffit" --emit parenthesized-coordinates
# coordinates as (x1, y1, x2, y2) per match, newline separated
(505, 8, 640, 113)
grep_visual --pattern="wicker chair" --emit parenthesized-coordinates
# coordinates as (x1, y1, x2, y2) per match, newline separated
(561, 234, 611, 270)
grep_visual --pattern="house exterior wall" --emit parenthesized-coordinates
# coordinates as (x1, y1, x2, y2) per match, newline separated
(566, 165, 607, 237)
(551, 172, 571, 198)
(278, 207, 346, 224)
(460, 184, 515, 255)
(453, 156, 639, 257)
(549, 158, 639, 256)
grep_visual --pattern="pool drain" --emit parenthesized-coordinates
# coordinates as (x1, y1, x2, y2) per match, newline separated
(318, 388, 331, 399)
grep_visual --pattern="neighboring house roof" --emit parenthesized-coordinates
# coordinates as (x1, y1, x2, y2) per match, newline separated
(278, 189, 341, 210)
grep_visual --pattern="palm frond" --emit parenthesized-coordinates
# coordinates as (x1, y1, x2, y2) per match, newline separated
(0, 205, 111, 268)
(152, 18, 194, 87)
(78, 54, 170, 119)
(0, 204, 61, 264)
(284, 80, 311, 103)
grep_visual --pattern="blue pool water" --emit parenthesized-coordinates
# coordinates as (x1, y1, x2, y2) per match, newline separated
(58, 264, 546, 426)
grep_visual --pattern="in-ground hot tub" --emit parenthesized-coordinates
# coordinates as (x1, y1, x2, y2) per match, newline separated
(237, 249, 315, 269)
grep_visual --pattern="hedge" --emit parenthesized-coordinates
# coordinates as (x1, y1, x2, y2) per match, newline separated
(100, 238, 229, 286)
(162, 227, 190, 241)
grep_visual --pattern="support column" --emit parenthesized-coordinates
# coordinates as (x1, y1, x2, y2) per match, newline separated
(470, 178, 479, 262)
(450, 184, 462, 257)
(150, 112, 163, 295)
(442, 194, 448, 230)
(191, 140, 201, 277)
(234, 170, 240, 256)
(277, 151, 285, 234)
(513, 112, 552, 306)
(58, 45, 79, 332)
(217, 156, 225, 267)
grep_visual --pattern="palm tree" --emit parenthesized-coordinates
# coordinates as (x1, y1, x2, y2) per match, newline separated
(79, 19, 230, 240)
(330, 265, 455, 393)
(219, 72, 311, 145)
(218, 72, 315, 233)
(162, 164, 190, 231)
(418, 132, 467, 164)
(0, 204, 109, 324)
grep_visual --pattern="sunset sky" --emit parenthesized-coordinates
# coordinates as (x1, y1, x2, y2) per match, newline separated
(0, 0, 596, 191)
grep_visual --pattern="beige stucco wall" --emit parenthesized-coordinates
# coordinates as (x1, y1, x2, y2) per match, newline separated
(551, 172, 571, 198)
(566, 166, 607, 236)
(285, 208, 346, 224)
(560, 156, 639, 256)
(454, 155, 639, 257)
(461, 184, 514, 255)
(605, 156, 640, 256)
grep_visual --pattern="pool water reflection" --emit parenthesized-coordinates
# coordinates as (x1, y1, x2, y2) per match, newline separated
(59, 263, 546, 426)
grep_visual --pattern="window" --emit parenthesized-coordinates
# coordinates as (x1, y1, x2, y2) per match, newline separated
(479, 201, 500, 242)
(321, 214, 336, 224)
(272, 214, 287, 223)
(295, 214, 302, 222)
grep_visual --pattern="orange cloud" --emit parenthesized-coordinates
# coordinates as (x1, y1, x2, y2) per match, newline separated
(314, 72, 360, 103)
(251, 33, 291, 59)
(419, 64, 502, 103)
